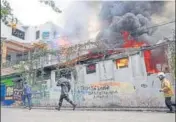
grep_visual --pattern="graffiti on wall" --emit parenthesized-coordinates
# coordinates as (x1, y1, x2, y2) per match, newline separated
(31, 84, 50, 106)
(12, 78, 173, 108)
(13, 89, 23, 101)
(73, 81, 169, 107)
(5, 86, 13, 100)
(76, 82, 135, 100)
(12, 89, 23, 107)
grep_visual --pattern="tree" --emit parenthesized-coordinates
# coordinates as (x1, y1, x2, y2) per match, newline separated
(15, 43, 49, 86)
(1, 0, 18, 27)
(165, 29, 175, 83)
(39, 0, 62, 13)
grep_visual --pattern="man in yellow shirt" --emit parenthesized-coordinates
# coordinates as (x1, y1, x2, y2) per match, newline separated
(158, 72, 175, 113)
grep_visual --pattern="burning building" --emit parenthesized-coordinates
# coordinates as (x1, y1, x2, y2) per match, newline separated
(95, 1, 173, 74)
(121, 31, 158, 74)
(51, 38, 173, 108)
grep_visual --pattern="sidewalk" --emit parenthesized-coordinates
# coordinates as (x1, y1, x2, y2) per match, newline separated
(2, 106, 168, 112)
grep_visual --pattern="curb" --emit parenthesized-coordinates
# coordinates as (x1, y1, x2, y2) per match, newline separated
(2, 106, 168, 112)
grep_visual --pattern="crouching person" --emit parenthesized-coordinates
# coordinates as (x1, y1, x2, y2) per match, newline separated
(55, 75, 76, 111)
(158, 72, 175, 113)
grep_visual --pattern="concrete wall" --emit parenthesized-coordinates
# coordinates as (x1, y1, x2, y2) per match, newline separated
(25, 26, 36, 41)
(72, 53, 163, 107)
(29, 52, 175, 108)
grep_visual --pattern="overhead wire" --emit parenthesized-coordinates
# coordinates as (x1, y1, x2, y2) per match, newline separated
(100, 20, 176, 50)
(3, 20, 175, 68)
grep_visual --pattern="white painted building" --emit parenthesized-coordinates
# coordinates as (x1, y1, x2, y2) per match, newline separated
(1, 21, 26, 42)
(1, 21, 66, 66)
(1, 21, 64, 43)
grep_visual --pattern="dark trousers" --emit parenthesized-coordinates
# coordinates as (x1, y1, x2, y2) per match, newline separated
(58, 94, 74, 108)
(165, 97, 175, 111)
(23, 94, 32, 108)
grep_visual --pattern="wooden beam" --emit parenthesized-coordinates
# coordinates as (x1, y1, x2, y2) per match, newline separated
(6, 41, 33, 50)
(6, 47, 29, 53)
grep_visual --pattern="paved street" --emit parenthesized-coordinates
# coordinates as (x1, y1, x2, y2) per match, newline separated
(1, 108, 175, 122)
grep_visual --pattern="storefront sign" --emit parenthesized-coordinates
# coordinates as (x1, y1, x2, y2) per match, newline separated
(12, 28, 25, 40)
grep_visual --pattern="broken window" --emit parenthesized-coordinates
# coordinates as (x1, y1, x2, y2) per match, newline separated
(116, 57, 129, 69)
(86, 63, 96, 74)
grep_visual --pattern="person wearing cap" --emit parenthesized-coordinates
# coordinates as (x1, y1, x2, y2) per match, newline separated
(55, 74, 76, 111)
(158, 72, 175, 113)
(23, 81, 32, 110)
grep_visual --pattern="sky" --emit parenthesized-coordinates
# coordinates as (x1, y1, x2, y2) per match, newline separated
(7, 0, 72, 27)
(8, 0, 175, 27)
(6, 0, 175, 42)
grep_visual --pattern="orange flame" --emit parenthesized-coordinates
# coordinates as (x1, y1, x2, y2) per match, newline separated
(121, 31, 158, 74)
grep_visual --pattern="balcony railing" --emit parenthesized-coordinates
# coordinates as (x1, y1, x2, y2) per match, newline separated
(1, 55, 60, 69)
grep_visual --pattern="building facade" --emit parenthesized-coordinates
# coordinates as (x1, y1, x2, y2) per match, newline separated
(32, 46, 175, 108)
(1, 21, 64, 43)
(1, 21, 65, 67)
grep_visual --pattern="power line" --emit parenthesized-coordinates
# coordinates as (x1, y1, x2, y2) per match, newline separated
(98, 20, 175, 50)
(130, 20, 175, 35)
(102, 20, 175, 38)
(3, 21, 175, 58)
(34, 20, 175, 45)
(48, 20, 176, 46)
(148, 20, 175, 29)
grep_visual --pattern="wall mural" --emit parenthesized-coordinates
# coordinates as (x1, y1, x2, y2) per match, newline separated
(1, 79, 14, 101)
(2, 74, 174, 108)
(5, 86, 13, 100)
(73, 81, 167, 107)
(4, 80, 174, 108)
(13, 89, 23, 101)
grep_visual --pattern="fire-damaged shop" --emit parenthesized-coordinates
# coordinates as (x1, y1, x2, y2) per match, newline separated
(51, 31, 175, 107)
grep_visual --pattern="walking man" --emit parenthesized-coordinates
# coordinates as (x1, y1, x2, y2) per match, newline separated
(158, 72, 175, 113)
(55, 75, 76, 111)
(23, 81, 32, 110)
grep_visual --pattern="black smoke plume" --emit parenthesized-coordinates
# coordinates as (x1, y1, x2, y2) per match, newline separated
(96, 1, 167, 48)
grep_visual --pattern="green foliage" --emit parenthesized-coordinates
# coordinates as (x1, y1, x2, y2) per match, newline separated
(1, 0, 12, 17)
(1, 0, 18, 25)
(40, 0, 62, 13)
(13, 48, 55, 86)
(1, 7, 9, 16)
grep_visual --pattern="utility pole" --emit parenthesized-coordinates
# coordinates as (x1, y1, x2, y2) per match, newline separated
(165, 30, 175, 83)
